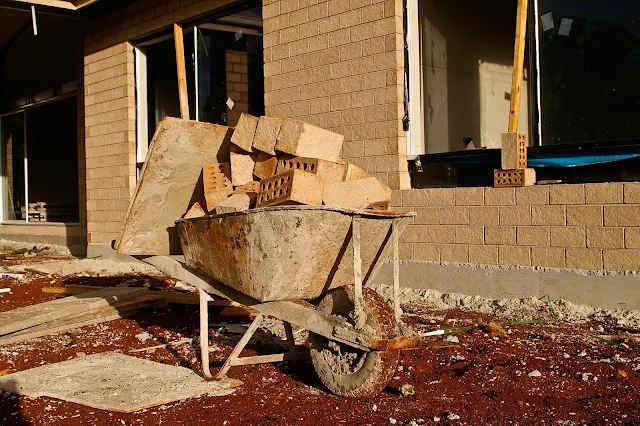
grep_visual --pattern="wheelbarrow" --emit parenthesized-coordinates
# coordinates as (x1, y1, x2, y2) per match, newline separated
(142, 206, 417, 397)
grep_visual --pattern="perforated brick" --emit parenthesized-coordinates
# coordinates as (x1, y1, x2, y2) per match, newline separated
(276, 156, 345, 184)
(256, 169, 324, 207)
(252, 116, 282, 155)
(494, 169, 536, 187)
(203, 163, 233, 212)
(501, 132, 527, 169)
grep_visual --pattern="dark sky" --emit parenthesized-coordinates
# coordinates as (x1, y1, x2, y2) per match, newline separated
(540, 0, 640, 37)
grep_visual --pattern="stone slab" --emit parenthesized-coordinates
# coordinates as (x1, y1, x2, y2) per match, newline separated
(0, 352, 242, 413)
(323, 177, 390, 209)
(344, 163, 371, 181)
(116, 117, 231, 255)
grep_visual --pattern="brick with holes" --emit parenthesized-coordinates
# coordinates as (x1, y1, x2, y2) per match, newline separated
(275, 118, 343, 163)
(230, 113, 259, 152)
(323, 177, 390, 210)
(501, 132, 527, 169)
(203, 163, 233, 212)
(494, 169, 536, 187)
(215, 193, 251, 214)
(252, 116, 282, 155)
(275, 156, 345, 184)
(254, 152, 279, 180)
(256, 169, 324, 207)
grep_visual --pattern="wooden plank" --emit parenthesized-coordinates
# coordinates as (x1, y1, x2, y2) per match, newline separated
(215, 314, 264, 379)
(508, 0, 529, 132)
(0, 287, 147, 337)
(174, 23, 190, 120)
(199, 289, 212, 378)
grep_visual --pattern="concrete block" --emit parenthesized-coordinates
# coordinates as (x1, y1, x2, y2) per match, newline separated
(439, 244, 469, 263)
(498, 246, 530, 266)
(184, 201, 206, 219)
(455, 226, 484, 244)
(275, 118, 344, 163)
(566, 205, 603, 226)
(469, 207, 499, 226)
(484, 187, 515, 206)
(230, 113, 259, 152)
(585, 182, 623, 204)
(344, 163, 371, 181)
(494, 169, 535, 187)
(499, 206, 531, 225)
(501, 132, 527, 169)
(413, 244, 439, 262)
(203, 163, 233, 212)
(587, 227, 624, 249)
(532, 205, 566, 226)
(440, 207, 469, 225)
(604, 249, 640, 271)
(276, 156, 345, 184)
(414, 207, 440, 224)
(516, 226, 550, 246)
(455, 187, 484, 206)
(256, 170, 324, 207)
(550, 184, 585, 205)
(230, 150, 257, 187)
(323, 177, 389, 209)
(401, 225, 429, 243)
(604, 205, 640, 227)
(625, 228, 640, 249)
(623, 182, 640, 203)
(427, 188, 455, 206)
(401, 189, 428, 207)
(566, 248, 603, 270)
(215, 193, 251, 214)
(516, 186, 549, 205)
(550, 227, 586, 248)
(485, 226, 516, 245)
(469, 245, 498, 265)
(252, 116, 282, 155)
(253, 152, 279, 180)
(426, 226, 455, 244)
(531, 247, 565, 268)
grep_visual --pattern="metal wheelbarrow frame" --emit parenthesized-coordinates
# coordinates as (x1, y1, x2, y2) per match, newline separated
(142, 207, 418, 389)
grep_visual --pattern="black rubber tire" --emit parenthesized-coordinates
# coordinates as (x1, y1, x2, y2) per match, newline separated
(310, 285, 399, 397)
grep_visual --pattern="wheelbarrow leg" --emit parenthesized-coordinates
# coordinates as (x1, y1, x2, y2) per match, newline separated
(351, 217, 366, 329)
(392, 218, 402, 324)
(215, 313, 265, 380)
(199, 289, 213, 378)
(283, 322, 297, 355)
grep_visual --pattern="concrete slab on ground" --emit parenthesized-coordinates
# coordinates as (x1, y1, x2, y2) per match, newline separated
(0, 352, 242, 413)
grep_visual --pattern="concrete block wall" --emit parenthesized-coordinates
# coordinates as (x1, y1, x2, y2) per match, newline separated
(262, 0, 410, 189)
(83, 0, 234, 248)
(225, 50, 249, 127)
(395, 182, 640, 272)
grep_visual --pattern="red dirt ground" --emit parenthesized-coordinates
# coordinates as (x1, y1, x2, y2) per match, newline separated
(0, 259, 638, 425)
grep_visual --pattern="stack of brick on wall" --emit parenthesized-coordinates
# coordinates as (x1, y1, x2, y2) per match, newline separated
(396, 183, 640, 272)
(262, 0, 409, 189)
(225, 51, 250, 127)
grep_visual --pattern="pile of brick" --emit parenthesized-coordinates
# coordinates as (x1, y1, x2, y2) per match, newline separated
(184, 113, 391, 218)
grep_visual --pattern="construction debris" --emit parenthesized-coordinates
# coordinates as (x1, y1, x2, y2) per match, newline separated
(256, 169, 324, 207)
(253, 152, 279, 180)
(230, 150, 257, 187)
(230, 112, 259, 152)
(184, 201, 207, 219)
(323, 177, 390, 210)
(203, 162, 233, 212)
(275, 118, 344, 163)
(216, 193, 251, 214)
(276, 156, 345, 184)
(253, 116, 282, 155)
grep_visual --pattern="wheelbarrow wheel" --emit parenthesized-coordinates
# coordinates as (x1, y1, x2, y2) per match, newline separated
(309, 285, 399, 397)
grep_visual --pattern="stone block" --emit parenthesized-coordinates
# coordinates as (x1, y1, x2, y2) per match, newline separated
(413, 244, 439, 262)
(532, 205, 566, 226)
(426, 226, 455, 243)
(516, 185, 549, 205)
(230, 113, 259, 152)
(256, 170, 324, 207)
(344, 163, 371, 181)
(469, 245, 498, 264)
(550, 184, 585, 205)
(501, 132, 527, 169)
(455, 187, 484, 206)
(604, 205, 640, 227)
(323, 177, 389, 209)
(625, 228, 640, 249)
(275, 118, 344, 163)
(531, 247, 565, 268)
(484, 187, 515, 206)
(469, 207, 499, 226)
(252, 116, 282, 155)
(414, 207, 441, 225)
(276, 156, 345, 184)
(498, 246, 530, 266)
(494, 169, 535, 187)
(566, 205, 603, 226)
(499, 206, 531, 225)
(485, 226, 516, 245)
(439, 244, 469, 263)
(440, 207, 469, 225)
(215, 193, 251, 214)
(253, 152, 279, 180)
(586, 227, 624, 249)
(585, 182, 623, 204)
(623, 182, 640, 203)
(566, 248, 602, 270)
(604, 249, 640, 271)
(230, 150, 257, 187)
(203, 163, 233, 212)
(184, 201, 206, 219)
(455, 226, 484, 244)
(516, 226, 550, 246)
(550, 227, 586, 248)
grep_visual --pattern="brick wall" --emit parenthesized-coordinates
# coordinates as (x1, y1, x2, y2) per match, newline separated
(225, 50, 249, 127)
(262, 0, 410, 189)
(395, 183, 640, 272)
(83, 0, 235, 245)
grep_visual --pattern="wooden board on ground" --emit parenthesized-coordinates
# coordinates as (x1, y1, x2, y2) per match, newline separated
(115, 117, 231, 256)
(0, 352, 242, 413)
(0, 287, 147, 337)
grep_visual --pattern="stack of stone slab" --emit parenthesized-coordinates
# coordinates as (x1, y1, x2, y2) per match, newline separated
(494, 132, 536, 187)
(184, 113, 391, 218)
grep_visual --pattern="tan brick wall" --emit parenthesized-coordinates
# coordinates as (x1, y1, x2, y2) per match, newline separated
(225, 51, 249, 127)
(395, 183, 640, 272)
(83, 0, 235, 244)
(263, 0, 410, 189)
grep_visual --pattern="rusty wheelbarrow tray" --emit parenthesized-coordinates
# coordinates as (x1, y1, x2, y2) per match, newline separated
(143, 206, 418, 397)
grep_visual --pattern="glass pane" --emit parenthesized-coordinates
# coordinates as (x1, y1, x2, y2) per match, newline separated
(196, 28, 264, 127)
(538, 0, 640, 145)
(1, 113, 26, 221)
